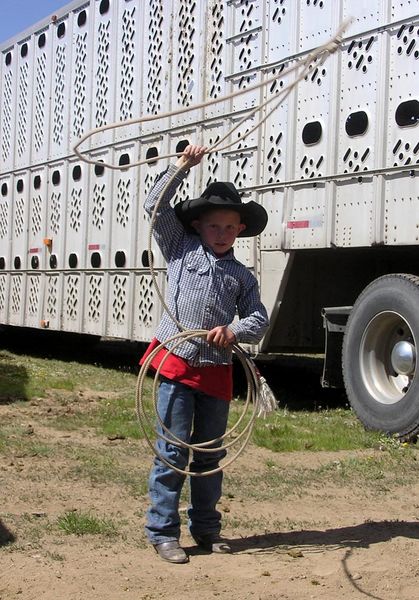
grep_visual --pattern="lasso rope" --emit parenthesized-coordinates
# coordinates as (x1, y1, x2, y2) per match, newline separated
(75, 21, 350, 476)
(73, 20, 350, 170)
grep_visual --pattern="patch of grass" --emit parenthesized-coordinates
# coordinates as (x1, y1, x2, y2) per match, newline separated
(45, 550, 65, 561)
(225, 444, 418, 502)
(0, 350, 137, 401)
(0, 424, 53, 458)
(228, 403, 383, 452)
(98, 395, 146, 439)
(0, 346, 415, 458)
(57, 511, 118, 537)
(65, 447, 148, 497)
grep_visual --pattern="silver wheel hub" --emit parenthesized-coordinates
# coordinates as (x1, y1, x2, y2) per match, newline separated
(391, 341, 416, 376)
(360, 311, 417, 405)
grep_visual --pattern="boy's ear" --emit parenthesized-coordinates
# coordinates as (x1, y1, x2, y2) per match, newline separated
(238, 223, 246, 234)
(191, 219, 201, 233)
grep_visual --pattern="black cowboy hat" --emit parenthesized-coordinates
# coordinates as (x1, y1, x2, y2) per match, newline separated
(174, 181, 268, 237)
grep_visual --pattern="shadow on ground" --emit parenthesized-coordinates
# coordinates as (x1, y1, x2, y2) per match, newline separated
(221, 519, 419, 554)
(0, 519, 16, 546)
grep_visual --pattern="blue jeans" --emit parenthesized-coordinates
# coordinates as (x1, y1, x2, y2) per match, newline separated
(145, 378, 230, 545)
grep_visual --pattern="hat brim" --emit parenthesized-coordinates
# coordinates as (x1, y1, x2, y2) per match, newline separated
(174, 196, 268, 237)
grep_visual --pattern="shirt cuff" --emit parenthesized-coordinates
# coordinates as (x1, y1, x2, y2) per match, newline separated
(167, 163, 189, 182)
(228, 321, 246, 343)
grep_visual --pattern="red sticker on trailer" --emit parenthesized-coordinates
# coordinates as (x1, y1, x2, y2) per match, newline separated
(88, 244, 100, 250)
(287, 220, 310, 229)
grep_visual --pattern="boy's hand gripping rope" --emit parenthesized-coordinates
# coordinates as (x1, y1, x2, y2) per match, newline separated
(74, 22, 350, 476)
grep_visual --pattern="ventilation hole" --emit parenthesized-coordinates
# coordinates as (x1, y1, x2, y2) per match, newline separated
(38, 33, 46, 48)
(302, 121, 322, 145)
(365, 36, 374, 51)
(141, 250, 152, 268)
(361, 148, 370, 161)
(100, 0, 110, 15)
(145, 147, 159, 165)
(115, 251, 126, 268)
(14, 256, 21, 270)
(395, 99, 419, 127)
(31, 256, 39, 269)
(5, 52, 12, 66)
(33, 175, 41, 189)
(57, 22, 66, 39)
(393, 139, 402, 154)
(1, 183, 8, 196)
(119, 153, 130, 166)
(49, 254, 58, 269)
(52, 170, 61, 185)
(72, 165, 82, 181)
(91, 252, 101, 268)
(20, 43, 28, 58)
(16, 179, 24, 193)
(0, 257, 5, 270)
(69, 253, 78, 268)
(77, 10, 87, 27)
(94, 162, 105, 176)
(345, 111, 368, 136)
(176, 140, 190, 154)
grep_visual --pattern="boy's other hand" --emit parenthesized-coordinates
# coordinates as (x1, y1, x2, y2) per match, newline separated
(176, 144, 207, 170)
(206, 326, 236, 348)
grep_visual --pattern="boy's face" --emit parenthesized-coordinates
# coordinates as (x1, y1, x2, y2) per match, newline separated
(191, 208, 246, 256)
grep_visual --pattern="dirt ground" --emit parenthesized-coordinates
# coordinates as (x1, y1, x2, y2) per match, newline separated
(1, 390, 419, 600)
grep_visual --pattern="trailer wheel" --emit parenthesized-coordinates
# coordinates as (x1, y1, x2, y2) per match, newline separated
(342, 274, 419, 440)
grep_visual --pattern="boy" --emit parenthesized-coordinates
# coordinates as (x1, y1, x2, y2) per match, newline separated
(142, 144, 269, 563)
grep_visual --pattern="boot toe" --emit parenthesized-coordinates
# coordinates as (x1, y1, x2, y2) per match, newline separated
(154, 541, 189, 563)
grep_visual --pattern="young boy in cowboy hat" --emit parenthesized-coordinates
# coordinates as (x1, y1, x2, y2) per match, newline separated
(142, 144, 269, 563)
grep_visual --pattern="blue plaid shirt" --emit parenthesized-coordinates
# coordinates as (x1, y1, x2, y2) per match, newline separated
(144, 164, 269, 366)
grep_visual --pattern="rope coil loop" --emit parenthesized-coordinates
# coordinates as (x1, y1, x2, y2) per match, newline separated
(135, 331, 261, 477)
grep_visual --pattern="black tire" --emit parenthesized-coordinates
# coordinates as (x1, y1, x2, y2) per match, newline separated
(342, 274, 419, 440)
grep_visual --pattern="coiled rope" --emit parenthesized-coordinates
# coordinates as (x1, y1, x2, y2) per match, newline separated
(74, 21, 350, 476)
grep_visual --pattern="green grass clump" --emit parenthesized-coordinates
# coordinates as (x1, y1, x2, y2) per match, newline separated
(57, 511, 117, 536)
(228, 403, 382, 452)
(0, 350, 137, 401)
